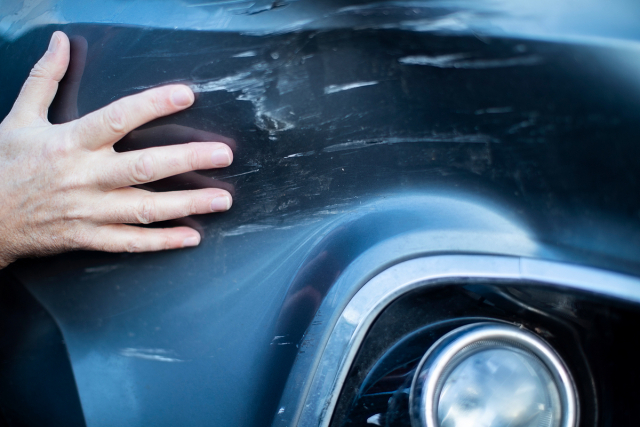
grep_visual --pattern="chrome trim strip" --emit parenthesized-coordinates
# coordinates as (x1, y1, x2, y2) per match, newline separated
(294, 255, 640, 427)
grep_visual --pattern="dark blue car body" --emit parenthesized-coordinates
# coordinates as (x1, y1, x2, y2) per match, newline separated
(1, 1, 640, 426)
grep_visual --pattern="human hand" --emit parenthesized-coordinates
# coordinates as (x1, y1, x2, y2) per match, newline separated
(0, 31, 234, 269)
(48, 35, 235, 195)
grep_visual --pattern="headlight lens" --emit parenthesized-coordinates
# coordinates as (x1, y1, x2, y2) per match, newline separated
(410, 323, 577, 427)
(438, 346, 560, 427)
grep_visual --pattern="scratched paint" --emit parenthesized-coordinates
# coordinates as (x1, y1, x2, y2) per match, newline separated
(119, 348, 184, 363)
(324, 81, 379, 94)
(3, 3, 640, 427)
(399, 54, 543, 68)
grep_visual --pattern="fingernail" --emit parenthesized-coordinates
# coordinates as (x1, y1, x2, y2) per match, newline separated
(171, 87, 193, 107)
(48, 33, 60, 53)
(211, 148, 231, 167)
(211, 195, 231, 212)
(183, 235, 200, 247)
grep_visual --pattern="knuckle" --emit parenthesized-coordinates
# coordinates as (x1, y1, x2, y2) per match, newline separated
(44, 129, 76, 159)
(185, 145, 201, 170)
(104, 103, 128, 135)
(162, 236, 173, 250)
(134, 196, 156, 224)
(130, 153, 155, 183)
(187, 197, 199, 216)
(70, 230, 95, 250)
(62, 206, 88, 221)
(125, 238, 143, 253)
(28, 62, 51, 81)
(149, 93, 168, 117)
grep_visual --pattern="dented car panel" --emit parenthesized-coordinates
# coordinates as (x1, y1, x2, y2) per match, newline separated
(1, 1, 640, 427)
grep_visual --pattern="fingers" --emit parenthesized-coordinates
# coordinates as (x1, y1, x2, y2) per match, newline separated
(118, 124, 237, 152)
(91, 224, 202, 252)
(11, 31, 70, 123)
(95, 142, 233, 189)
(139, 171, 236, 194)
(95, 187, 232, 224)
(74, 84, 195, 150)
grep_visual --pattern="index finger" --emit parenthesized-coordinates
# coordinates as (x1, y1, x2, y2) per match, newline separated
(73, 84, 194, 150)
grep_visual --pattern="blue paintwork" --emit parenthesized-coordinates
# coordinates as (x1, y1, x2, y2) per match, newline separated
(1, 1, 640, 426)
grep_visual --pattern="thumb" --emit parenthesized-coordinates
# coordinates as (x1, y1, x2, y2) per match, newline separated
(11, 31, 70, 123)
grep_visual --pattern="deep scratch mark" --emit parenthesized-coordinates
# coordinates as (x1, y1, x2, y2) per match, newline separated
(120, 348, 183, 363)
(323, 134, 498, 152)
(233, 50, 258, 58)
(324, 81, 379, 94)
(216, 169, 260, 179)
(222, 224, 275, 237)
(191, 72, 257, 93)
(191, 65, 294, 132)
(284, 151, 315, 158)
(400, 54, 543, 68)
(399, 53, 470, 66)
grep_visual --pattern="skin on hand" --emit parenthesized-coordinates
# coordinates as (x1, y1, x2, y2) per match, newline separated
(0, 31, 234, 269)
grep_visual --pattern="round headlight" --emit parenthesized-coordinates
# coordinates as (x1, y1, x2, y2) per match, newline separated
(410, 323, 577, 427)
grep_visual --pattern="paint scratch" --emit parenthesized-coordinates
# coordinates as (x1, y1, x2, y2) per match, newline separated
(222, 224, 275, 237)
(120, 348, 183, 363)
(284, 151, 315, 158)
(233, 50, 258, 58)
(399, 53, 470, 67)
(191, 65, 294, 132)
(216, 169, 260, 179)
(324, 81, 379, 94)
(399, 54, 542, 68)
(191, 72, 258, 93)
(323, 134, 497, 153)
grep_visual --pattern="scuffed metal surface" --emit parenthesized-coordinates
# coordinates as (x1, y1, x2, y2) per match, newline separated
(1, 1, 640, 427)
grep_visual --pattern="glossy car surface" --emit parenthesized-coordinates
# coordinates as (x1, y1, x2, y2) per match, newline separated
(1, 1, 640, 426)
